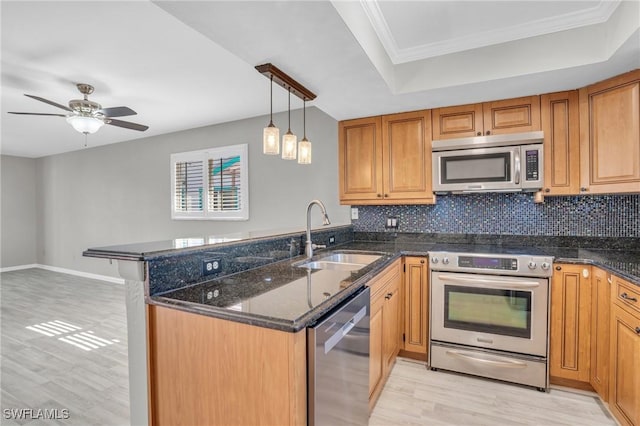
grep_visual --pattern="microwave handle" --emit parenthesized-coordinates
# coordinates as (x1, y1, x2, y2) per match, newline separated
(514, 149, 521, 185)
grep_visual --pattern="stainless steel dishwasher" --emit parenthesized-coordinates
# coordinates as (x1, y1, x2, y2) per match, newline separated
(307, 286, 370, 426)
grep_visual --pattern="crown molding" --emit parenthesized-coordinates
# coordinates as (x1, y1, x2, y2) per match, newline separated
(361, 0, 621, 64)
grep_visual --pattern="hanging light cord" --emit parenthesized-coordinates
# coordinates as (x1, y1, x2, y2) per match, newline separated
(303, 98, 306, 139)
(287, 88, 291, 131)
(269, 75, 274, 125)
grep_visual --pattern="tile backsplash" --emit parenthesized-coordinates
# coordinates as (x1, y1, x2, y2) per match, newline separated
(351, 193, 640, 237)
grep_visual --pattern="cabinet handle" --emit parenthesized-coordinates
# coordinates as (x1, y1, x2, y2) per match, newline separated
(620, 293, 638, 303)
(384, 194, 389, 198)
(485, 130, 491, 135)
(636, 327, 640, 335)
(476, 132, 481, 136)
(385, 292, 393, 300)
(377, 194, 382, 198)
(420, 259, 425, 264)
(544, 188, 550, 193)
(580, 187, 588, 192)
(555, 266, 562, 271)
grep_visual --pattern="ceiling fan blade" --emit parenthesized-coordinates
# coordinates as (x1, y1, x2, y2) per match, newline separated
(106, 118, 149, 132)
(98, 106, 137, 117)
(24, 94, 72, 112)
(8, 112, 67, 117)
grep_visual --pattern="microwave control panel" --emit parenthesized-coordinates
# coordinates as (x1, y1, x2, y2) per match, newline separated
(525, 149, 539, 181)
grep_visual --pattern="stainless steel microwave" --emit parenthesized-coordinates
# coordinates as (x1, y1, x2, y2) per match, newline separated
(432, 131, 544, 193)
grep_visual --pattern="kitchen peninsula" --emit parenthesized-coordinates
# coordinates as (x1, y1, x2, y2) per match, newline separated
(85, 226, 640, 426)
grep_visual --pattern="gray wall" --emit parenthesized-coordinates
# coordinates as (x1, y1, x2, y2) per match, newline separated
(1, 155, 38, 267)
(31, 107, 349, 278)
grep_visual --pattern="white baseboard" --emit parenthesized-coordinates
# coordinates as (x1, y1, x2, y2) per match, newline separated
(0, 263, 125, 285)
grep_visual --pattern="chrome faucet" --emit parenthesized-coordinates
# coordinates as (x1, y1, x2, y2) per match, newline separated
(305, 200, 331, 258)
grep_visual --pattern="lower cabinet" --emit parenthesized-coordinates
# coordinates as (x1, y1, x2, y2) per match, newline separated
(368, 258, 402, 412)
(147, 305, 307, 426)
(402, 257, 428, 358)
(549, 263, 592, 385)
(590, 267, 611, 400)
(609, 276, 640, 426)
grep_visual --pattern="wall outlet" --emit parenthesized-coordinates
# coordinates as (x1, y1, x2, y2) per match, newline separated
(351, 207, 359, 220)
(203, 258, 222, 276)
(385, 216, 399, 229)
(328, 236, 335, 245)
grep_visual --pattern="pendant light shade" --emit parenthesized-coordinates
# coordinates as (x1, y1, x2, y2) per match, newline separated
(263, 75, 280, 155)
(298, 99, 311, 164)
(282, 88, 297, 160)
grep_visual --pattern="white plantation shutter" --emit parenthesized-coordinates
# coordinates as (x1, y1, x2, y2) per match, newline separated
(171, 144, 248, 220)
(174, 160, 204, 213)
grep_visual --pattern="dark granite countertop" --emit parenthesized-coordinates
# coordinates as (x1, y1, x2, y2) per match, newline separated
(151, 249, 398, 332)
(83, 225, 352, 261)
(150, 239, 640, 333)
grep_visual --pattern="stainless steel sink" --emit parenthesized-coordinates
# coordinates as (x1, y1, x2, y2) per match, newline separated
(295, 252, 382, 271)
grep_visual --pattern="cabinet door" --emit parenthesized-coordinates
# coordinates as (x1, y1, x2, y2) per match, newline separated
(609, 304, 640, 426)
(382, 110, 434, 203)
(483, 95, 541, 136)
(403, 257, 428, 355)
(579, 70, 640, 194)
(382, 274, 401, 372)
(369, 291, 384, 399)
(432, 103, 484, 139)
(541, 91, 581, 196)
(590, 267, 610, 400)
(550, 264, 592, 383)
(338, 116, 383, 203)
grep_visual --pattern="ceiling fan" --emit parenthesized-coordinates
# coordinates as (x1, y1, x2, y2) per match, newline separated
(8, 83, 149, 134)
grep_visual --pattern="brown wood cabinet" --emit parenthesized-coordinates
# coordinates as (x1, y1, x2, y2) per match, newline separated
(550, 264, 592, 385)
(338, 116, 383, 202)
(579, 69, 640, 194)
(368, 259, 402, 411)
(402, 256, 428, 358)
(590, 267, 611, 400)
(541, 91, 581, 195)
(609, 275, 640, 426)
(339, 111, 435, 205)
(432, 95, 541, 140)
(147, 305, 306, 426)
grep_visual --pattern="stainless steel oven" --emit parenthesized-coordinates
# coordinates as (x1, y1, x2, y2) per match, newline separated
(428, 251, 552, 390)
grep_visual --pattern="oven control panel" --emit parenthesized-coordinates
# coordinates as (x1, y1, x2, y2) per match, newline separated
(458, 255, 517, 271)
(429, 251, 553, 277)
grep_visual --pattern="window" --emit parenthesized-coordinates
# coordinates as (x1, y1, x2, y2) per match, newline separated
(171, 144, 248, 220)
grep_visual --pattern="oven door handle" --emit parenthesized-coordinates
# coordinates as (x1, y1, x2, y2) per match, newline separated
(445, 350, 528, 369)
(436, 274, 540, 289)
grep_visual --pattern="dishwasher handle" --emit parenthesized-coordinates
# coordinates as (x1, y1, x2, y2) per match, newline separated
(324, 305, 367, 354)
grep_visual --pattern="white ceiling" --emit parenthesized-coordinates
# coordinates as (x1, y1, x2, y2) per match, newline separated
(2, 1, 639, 158)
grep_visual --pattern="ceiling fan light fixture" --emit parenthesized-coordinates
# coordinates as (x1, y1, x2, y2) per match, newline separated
(66, 115, 104, 134)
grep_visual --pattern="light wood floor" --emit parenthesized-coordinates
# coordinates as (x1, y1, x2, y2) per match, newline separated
(1, 268, 129, 426)
(370, 358, 616, 426)
(1, 269, 616, 426)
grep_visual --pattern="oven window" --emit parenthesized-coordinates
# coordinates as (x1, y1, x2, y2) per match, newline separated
(441, 153, 511, 183)
(444, 285, 531, 338)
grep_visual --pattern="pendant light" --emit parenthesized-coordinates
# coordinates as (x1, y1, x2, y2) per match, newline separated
(263, 75, 280, 155)
(298, 98, 311, 164)
(281, 87, 297, 160)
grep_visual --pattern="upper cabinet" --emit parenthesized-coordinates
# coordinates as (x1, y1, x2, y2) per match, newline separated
(541, 91, 581, 196)
(339, 110, 434, 205)
(579, 69, 640, 194)
(432, 95, 541, 140)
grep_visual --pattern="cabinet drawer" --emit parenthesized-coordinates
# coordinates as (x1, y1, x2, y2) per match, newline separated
(368, 259, 401, 298)
(613, 277, 640, 316)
